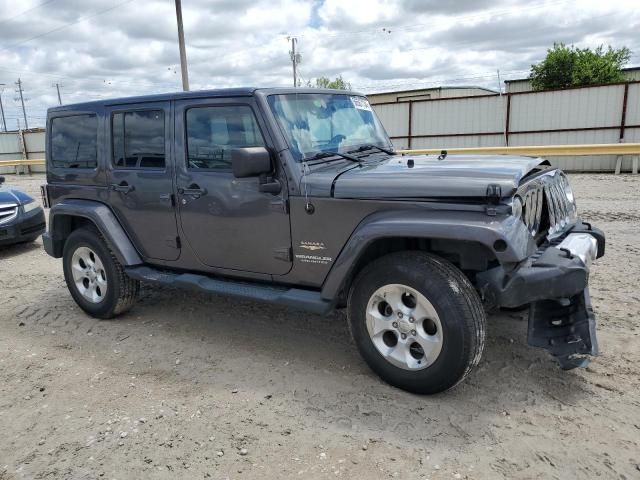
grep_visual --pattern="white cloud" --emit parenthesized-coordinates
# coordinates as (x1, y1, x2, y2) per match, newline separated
(0, 0, 638, 128)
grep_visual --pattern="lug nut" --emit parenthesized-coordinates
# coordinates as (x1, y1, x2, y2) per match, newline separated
(411, 330, 416, 336)
(401, 333, 407, 340)
(409, 317, 415, 323)
(392, 322, 398, 328)
(397, 312, 403, 319)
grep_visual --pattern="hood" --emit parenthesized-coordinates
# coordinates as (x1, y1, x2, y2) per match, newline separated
(330, 154, 547, 200)
(0, 183, 32, 205)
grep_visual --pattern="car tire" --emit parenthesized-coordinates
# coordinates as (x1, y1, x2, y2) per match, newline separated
(63, 227, 139, 319)
(347, 251, 486, 394)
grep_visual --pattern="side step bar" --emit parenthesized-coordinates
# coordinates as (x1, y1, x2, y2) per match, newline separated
(125, 266, 334, 316)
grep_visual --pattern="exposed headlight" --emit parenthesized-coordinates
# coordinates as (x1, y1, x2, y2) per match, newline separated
(511, 195, 523, 219)
(22, 200, 40, 213)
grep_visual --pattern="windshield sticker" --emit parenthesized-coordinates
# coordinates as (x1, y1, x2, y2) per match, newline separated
(351, 96, 372, 112)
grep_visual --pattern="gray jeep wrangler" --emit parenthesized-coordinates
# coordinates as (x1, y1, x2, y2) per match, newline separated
(42, 88, 605, 394)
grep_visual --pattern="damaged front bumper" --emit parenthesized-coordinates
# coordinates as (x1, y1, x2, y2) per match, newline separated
(478, 221, 605, 369)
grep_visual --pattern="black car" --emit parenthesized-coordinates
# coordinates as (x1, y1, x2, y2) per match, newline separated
(0, 176, 46, 246)
(41, 88, 604, 394)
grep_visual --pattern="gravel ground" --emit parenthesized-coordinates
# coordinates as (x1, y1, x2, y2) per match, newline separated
(0, 173, 639, 480)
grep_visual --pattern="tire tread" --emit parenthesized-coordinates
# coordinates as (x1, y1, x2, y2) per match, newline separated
(347, 250, 486, 394)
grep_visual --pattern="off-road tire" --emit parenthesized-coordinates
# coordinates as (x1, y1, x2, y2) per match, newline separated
(63, 226, 139, 319)
(347, 251, 486, 394)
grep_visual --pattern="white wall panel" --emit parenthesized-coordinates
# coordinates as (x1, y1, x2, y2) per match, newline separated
(624, 127, 640, 142)
(509, 85, 624, 131)
(510, 129, 620, 171)
(0, 131, 46, 174)
(24, 131, 45, 157)
(624, 83, 640, 126)
(410, 134, 504, 149)
(411, 96, 505, 135)
(373, 103, 409, 138)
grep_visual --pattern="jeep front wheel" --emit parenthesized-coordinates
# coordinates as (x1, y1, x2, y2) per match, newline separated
(63, 227, 139, 319)
(347, 251, 486, 394)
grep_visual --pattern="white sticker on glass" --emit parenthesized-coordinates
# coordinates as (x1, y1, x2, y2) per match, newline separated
(350, 96, 372, 111)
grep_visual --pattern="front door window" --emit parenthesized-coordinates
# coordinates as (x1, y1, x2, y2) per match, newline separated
(185, 105, 265, 171)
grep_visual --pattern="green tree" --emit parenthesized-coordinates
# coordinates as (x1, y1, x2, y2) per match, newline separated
(529, 43, 631, 90)
(307, 75, 352, 90)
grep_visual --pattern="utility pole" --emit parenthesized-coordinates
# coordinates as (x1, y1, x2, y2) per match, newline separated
(289, 37, 300, 88)
(55, 83, 62, 105)
(0, 84, 7, 132)
(497, 69, 507, 146)
(174, 0, 190, 91)
(16, 78, 28, 130)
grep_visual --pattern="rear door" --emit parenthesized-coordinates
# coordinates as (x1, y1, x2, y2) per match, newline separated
(105, 101, 180, 261)
(174, 97, 292, 274)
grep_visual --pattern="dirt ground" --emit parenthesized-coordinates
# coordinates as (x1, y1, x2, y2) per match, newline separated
(1, 173, 639, 480)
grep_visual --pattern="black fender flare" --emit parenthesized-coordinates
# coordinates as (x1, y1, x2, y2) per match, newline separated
(43, 199, 142, 266)
(320, 209, 536, 300)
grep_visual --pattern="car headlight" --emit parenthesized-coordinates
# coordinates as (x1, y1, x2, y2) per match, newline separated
(22, 200, 40, 213)
(511, 195, 523, 219)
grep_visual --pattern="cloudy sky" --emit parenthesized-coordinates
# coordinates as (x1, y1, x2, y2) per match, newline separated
(0, 0, 639, 129)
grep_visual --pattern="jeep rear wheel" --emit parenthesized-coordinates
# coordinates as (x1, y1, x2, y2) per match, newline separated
(347, 251, 486, 394)
(63, 227, 139, 319)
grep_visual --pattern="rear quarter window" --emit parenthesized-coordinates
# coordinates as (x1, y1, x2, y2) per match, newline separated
(50, 114, 98, 169)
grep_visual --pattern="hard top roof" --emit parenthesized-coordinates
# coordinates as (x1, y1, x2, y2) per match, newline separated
(47, 87, 366, 113)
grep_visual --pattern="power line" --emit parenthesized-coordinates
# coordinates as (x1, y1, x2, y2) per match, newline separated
(0, 0, 58, 28)
(3, 0, 136, 50)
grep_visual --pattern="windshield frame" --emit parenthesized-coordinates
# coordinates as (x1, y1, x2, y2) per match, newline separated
(266, 92, 393, 162)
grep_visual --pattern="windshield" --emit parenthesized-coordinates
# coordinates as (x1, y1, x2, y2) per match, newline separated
(267, 93, 392, 161)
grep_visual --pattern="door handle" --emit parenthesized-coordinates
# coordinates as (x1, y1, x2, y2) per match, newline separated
(178, 184, 207, 198)
(110, 182, 134, 194)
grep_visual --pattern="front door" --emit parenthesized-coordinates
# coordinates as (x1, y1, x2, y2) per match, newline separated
(105, 101, 180, 261)
(174, 98, 291, 275)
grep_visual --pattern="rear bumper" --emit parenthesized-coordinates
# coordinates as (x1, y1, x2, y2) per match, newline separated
(478, 221, 605, 369)
(0, 207, 46, 246)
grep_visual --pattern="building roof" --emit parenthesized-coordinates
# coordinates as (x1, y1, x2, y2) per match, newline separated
(504, 66, 640, 83)
(367, 85, 498, 95)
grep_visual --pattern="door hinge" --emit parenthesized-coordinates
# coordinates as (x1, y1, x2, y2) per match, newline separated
(270, 198, 289, 214)
(273, 247, 292, 262)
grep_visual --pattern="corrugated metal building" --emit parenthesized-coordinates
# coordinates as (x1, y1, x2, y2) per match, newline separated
(368, 86, 497, 105)
(0, 128, 46, 174)
(372, 79, 640, 172)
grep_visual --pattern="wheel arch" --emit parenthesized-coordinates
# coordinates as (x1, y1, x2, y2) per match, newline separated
(320, 209, 535, 302)
(44, 199, 142, 266)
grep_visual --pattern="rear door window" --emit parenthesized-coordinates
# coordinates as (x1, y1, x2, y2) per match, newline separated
(112, 110, 165, 169)
(50, 114, 98, 169)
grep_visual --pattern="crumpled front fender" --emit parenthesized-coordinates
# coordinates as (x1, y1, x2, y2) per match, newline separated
(320, 209, 536, 300)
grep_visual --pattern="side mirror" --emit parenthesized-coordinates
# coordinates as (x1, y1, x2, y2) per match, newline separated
(231, 147, 272, 178)
(0, 176, 4, 185)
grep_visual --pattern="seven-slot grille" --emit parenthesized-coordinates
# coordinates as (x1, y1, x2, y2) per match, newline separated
(520, 170, 577, 239)
(0, 203, 18, 225)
